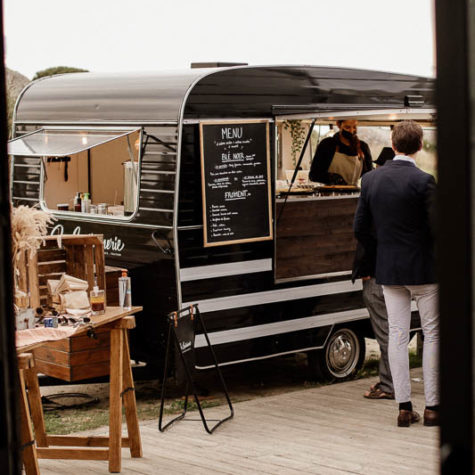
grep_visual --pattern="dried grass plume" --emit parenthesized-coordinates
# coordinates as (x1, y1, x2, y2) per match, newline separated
(11, 205, 55, 264)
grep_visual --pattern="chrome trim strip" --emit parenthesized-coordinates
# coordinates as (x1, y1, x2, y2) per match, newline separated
(42, 125, 140, 131)
(15, 120, 180, 126)
(183, 118, 275, 125)
(13, 180, 40, 185)
(194, 307, 368, 348)
(141, 170, 176, 175)
(14, 164, 41, 168)
(12, 196, 37, 202)
(195, 344, 329, 369)
(180, 258, 272, 282)
(276, 270, 352, 284)
(276, 194, 359, 203)
(138, 207, 173, 213)
(43, 214, 173, 230)
(183, 279, 362, 313)
(140, 189, 174, 194)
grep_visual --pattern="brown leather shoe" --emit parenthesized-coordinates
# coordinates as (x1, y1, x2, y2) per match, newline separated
(397, 409, 420, 427)
(423, 408, 440, 427)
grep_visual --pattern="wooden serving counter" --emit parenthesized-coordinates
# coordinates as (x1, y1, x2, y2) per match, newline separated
(275, 194, 359, 281)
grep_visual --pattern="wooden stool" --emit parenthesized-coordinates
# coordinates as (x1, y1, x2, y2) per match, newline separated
(18, 353, 41, 475)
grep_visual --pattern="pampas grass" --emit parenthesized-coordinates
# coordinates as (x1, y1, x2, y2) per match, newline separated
(11, 206, 56, 306)
(11, 205, 55, 264)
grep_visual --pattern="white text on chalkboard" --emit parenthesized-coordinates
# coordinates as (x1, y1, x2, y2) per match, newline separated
(221, 127, 243, 139)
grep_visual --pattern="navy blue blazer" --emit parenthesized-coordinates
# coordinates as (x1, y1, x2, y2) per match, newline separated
(353, 159, 436, 285)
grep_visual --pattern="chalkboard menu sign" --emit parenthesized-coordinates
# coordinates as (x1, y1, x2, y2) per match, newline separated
(200, 120, 273, 247)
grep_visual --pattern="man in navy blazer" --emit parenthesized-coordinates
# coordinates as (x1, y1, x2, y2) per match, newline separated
(354, 121, 439, 428)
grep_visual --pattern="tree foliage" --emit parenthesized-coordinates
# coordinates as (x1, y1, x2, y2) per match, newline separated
(32, 66, 88, 81)
(6, 68, 30, 137)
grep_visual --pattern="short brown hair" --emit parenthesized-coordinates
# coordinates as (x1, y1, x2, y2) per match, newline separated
(391, 121, 423, 155)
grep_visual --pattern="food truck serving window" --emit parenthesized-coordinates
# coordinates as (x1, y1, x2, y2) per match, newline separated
(8, 128, 141, 219)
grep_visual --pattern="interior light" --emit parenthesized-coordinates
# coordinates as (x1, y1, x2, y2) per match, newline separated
(81, 136, 88, 145)
(388, 114, 397, 121)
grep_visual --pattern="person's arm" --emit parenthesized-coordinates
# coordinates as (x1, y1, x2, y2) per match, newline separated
(354, 175, 375, 252)
(309, 137, 335, 183)
(424, 174, 437, 240)
(360, 141, 373, 175)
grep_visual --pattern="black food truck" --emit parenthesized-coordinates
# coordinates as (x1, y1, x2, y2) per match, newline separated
(9, 65, 436, 380)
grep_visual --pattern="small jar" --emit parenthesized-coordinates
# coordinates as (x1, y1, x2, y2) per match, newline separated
(97, 203, 108, 214)
(89, 204, 98, 214)
(90, 286, 105, 315)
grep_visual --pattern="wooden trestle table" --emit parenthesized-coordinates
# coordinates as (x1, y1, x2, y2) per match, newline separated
(17, 306, 143, 474)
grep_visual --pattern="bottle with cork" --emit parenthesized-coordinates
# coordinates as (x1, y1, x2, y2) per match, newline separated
(74, 192, 82, 212)
(118, 269, 132, 310)
(90, 278, 105, 315)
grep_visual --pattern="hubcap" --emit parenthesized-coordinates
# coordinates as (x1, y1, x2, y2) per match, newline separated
(326, 329, 360, 378)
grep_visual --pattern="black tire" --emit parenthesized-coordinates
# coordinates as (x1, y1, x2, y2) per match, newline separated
(308, 326, 366, 382)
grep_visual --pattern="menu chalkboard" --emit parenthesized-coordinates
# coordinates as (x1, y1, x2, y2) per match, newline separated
(200, 120, 273, 247)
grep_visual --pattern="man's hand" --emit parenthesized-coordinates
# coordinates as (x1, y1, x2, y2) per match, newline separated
(361, 276, 372, 281)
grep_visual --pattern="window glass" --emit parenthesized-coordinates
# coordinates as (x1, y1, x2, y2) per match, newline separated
(275, 121, 437, 192)
(42, 130, 141, 218)
(358, 126, 437, 179)
(8, 129, 134, 157)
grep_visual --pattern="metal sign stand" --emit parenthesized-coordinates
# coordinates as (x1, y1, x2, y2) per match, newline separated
(158, 304, 234, 434)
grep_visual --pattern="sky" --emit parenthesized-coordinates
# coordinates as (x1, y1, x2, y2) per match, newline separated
(3, 0, 435, 80)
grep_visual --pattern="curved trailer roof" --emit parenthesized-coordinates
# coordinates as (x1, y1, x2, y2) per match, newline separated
(14, 65, 435, 124)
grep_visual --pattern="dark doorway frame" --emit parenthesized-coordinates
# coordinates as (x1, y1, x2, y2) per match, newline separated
(436, 0, 474, 473)
(0, 0, 21, 473)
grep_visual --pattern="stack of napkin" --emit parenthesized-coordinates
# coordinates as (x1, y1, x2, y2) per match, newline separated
(48, 274, 91, 316)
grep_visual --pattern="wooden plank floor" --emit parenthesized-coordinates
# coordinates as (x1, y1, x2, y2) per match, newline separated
(36, 368, 438, 474)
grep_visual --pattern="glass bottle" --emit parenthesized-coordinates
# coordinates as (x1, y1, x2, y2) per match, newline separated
(118, 270, 132, 310)
(90, 286, 105, 315)
(74, 192, 82, 212)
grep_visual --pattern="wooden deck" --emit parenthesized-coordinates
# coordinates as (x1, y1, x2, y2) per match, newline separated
(36, 368, 439, 474)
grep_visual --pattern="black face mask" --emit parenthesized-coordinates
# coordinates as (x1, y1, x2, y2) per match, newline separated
(341, 129, 355, 140)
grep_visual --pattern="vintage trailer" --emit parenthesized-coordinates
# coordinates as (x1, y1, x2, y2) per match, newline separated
(9, 65, 435, 380)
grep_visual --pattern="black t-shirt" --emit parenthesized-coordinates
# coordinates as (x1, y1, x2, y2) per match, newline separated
(309, 133, 373, 184)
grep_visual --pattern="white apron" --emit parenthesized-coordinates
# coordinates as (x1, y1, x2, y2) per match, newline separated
(327, 149, 363, 185)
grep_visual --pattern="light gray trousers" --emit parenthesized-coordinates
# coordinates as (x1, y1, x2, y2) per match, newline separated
(382, 284, 439, 406)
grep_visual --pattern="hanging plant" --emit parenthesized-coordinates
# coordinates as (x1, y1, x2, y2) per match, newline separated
(283, 120, 307, 167)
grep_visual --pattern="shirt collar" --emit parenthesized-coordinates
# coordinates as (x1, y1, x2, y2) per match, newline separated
(393, 154, 416, 165)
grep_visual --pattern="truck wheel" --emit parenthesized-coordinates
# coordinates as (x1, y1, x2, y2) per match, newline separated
(308, 327, 366, 382)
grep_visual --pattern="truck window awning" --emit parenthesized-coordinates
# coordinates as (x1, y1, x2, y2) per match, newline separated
(274, 108, 436, 123)
(8, 128, 139, 157)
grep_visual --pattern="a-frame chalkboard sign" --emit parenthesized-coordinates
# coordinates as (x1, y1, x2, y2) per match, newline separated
(199, 120, 273, 247)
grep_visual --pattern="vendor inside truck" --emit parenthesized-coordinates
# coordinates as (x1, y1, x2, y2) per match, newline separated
(308, 119, 373, 186)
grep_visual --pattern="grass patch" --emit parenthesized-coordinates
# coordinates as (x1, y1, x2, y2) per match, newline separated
(45, 408, 109, 435)
(357, 349, 422, 381)
(43, 396, 223, 435)
(409, 349, 423, 368)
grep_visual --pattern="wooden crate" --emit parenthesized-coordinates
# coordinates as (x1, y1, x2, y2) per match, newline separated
(34, 234, 106, 308)
(17, 234, 114, 382)
(105, 265, 123, 306)
(33, 327, 111, 382)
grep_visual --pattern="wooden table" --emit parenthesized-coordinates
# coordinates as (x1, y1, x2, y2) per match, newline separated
(17, 306, 143, 474)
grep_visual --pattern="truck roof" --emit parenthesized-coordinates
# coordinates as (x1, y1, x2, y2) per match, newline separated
(14, 65, 435, 124)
